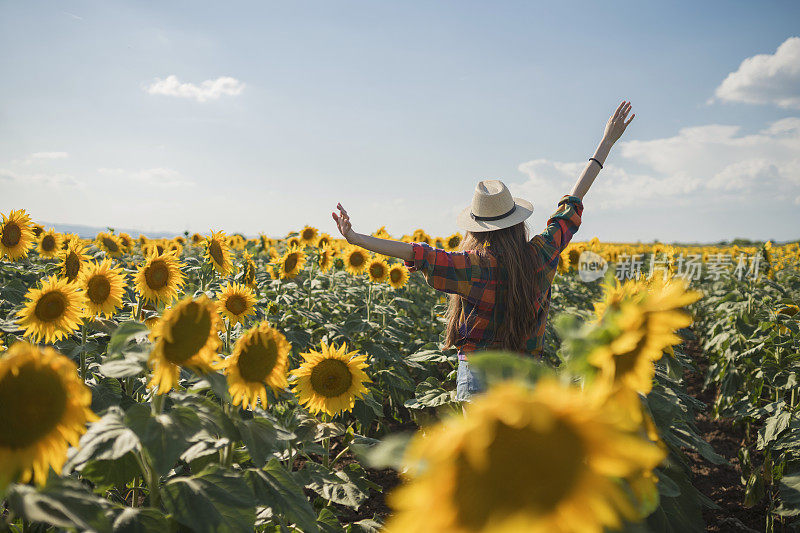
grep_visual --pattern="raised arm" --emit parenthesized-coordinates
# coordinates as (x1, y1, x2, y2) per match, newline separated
(332, 203, 414, 260)
(569, 100, 635, 200)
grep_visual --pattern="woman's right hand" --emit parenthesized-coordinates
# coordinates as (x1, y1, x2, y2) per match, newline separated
(602, 100, 635, 145)
(332, 202, 356, 243)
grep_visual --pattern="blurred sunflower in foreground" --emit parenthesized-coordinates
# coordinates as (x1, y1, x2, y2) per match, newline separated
(291, 341, 371, 417)
(384, 378, 665, 533)
(222, 322, 290, 409)
(148, 295, 222, 394)
(17, 276, 84, 344)
(0, 342, 96, 490)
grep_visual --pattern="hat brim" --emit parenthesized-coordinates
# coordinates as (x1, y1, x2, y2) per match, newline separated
(456, 197, 533, 232)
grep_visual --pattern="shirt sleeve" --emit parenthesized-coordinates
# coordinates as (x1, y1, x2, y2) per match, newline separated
(404, 242, 479, 299)
(530, 195, 584, 270)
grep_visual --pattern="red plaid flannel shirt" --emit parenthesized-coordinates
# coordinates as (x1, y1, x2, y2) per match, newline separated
(404, 195, 583, 360)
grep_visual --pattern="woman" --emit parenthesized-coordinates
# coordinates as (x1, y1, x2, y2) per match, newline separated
(332, 100, 635, 402)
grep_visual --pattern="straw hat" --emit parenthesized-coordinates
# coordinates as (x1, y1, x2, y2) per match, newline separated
(456, 179, 533, 232)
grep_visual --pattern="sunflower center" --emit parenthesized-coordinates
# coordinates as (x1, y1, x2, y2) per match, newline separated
(310, 359, 353, 398)
(1, 222, 21, 247)
(65, 252, 80, 280)
(302, 229, 315, 240)
(209, 240, 224, 265)
(34, 291, 67, 322)
(145, 260, 169, 290)
(238, 337, 279, 382)
(284, 253, 298, 273)
(41, 235, 56, 252)
(369, 263, 385, 279)
(87, 275, 112, 304)
(319, 237, 329, 247)
(0, 362, 68, 449)
(225, 294, 248, 316)
(162, 302, 213, 364)
(390, 269, 402, 283)
(449, 237, 461, 248)
(349, 252, 364, 267)
(453, 417, 585, 527)
(103, 237, 119, 253)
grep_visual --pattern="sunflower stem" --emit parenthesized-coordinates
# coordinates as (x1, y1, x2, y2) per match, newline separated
(135, 297, 144, 322)
(366, 284, 372, 323)
(151, 392, 165, 415)
(80, 323, 87, 382)
(225, 322, 232, 355)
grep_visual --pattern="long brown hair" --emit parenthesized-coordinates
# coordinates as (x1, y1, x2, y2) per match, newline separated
(443, 222, 548, 353)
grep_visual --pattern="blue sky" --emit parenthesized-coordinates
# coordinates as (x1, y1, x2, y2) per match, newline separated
(1, 1, 799, 242)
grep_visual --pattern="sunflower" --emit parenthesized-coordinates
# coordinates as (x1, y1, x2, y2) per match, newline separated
(148, 295, 223, 394)
(31, 224, 44, 238)
(0, 209, 35, 261)
(241, 252, 257, 287)
(299, 225, 319, 246)
(387, 264, 410, 289)
(291, 342, 371, 416)
(258, 234, 274, 252)
(37, 229, 62, 258)
(0, 342, 97, 490)
(205, 230, 235, 276)
(445, 232, 463, 251)
(287, 236, 302, 249)
(316, 233, 332, 248)
(78, 259, 127, 317)
(58, 238, 90, 283)
(221, 322, 290, 409)
(17, 276, 84, 344)
(166, 240, 183, 257)
(277, 244, 307, 280)
(775, 304, 799, 334)
(191, 233, 205, 245)
(366, 257, 389, 283)
(118, 233, 134, 253)
(95, 232, 123, 258)
(588, 277, 701, 397)
(318, 244, 335, 273)
(216, 282, 257, 325)
(383, 379, 665, 533)
(342, 245, 370, 275)
(134, 251, 186, 305)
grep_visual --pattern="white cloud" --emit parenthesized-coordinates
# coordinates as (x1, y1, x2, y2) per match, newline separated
(30, 151, 69, 159)
(711, 36, 800, 109)
(0, 168, 83, 189)
(97, 167, 193, 187)
(508, 117, 800, 211)
(144, 75, 245, 102)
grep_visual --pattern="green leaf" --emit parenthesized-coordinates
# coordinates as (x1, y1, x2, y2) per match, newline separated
(100, 355, 148, 378)
(236, 417, 287, 468)
(90, 377, 125, 412)
(351, 432, 414, 471)
(403, 377, 454, 409)
(162, 465, 256, 533)
(316, 507, 343, 533)
(467, 350, 549, 386)
(125, 403, 204, 475)
(5, 478, 114, 531)
(758, 411, 792, 449)
(112, 507, 169, 533)
(298, 461, 368, 509)
(245, 459, 319, 533)
(776, 470, 800, 517)
(743, 471, 765, 508)
(107, 321, 150, 355)
(80, 452, 140, 491)
(65, 406, 141, 471)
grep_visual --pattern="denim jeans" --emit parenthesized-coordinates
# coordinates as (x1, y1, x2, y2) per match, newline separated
(455, 359, 486, 402)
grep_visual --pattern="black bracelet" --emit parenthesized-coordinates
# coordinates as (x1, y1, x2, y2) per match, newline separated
(589, 157, 603, 169)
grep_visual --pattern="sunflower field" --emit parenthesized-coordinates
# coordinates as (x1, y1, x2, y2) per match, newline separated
(0, 207, 799, 532)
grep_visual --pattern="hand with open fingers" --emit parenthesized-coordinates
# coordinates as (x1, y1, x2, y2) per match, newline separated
(603, 100, 635, 145)
(332, 203, 355, 243)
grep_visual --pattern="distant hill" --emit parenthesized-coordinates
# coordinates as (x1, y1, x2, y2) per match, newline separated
(41, 222, 190, 240)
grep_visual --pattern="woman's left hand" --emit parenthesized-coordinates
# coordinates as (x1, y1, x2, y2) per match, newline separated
(332, 203, 356, 243)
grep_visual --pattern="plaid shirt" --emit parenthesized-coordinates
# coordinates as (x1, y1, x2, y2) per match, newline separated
(404, 195, 583, 360)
